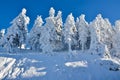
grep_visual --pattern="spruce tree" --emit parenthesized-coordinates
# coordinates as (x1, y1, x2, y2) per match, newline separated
(63, 13, 77, 52)
(29, 16, 43, 51)
(76, 14, 90, 50)
(4, 8, 30, 52)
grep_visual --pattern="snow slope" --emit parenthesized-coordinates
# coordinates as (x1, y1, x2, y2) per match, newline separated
(0, 51, 120, 80)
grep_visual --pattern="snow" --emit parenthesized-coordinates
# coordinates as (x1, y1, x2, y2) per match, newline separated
(20, 44, 26, 49)
(0, 51, 119, 80)
(22, 66, 46, 78)
(65, 61, 87, 68)
(0, 57, 16, 79)
(0, 29, 5, 35)
(49, 7, 55, 17)
(22, 8, 27, 15)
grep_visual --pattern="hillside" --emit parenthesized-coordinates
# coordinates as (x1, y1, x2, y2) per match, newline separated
(0, 50, 120, 80)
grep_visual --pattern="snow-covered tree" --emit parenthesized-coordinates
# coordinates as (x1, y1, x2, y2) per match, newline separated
(49, 7, 55, 17)
(76, 14, 90, 50)
(54, 10, 63, 50)
(112, 20, 120, 56)
(39, 26, 53, 53)
(40, 7, 58, 53)
(29, 15, 43, 51)
(0, 29, 5, 47)
(89, 15, 102, 53)
(55, 11, 63, 35)
(90, 14, 113, 55)
(63, 13, 77, 52)
(4, 8, 30, 52)
(0, 29, 5, 39)
(101, 18, 113, 49)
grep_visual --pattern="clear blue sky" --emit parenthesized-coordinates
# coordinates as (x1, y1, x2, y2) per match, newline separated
(0, 0, 120, 30)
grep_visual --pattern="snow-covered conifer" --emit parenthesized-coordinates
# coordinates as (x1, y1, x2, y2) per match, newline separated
(113, 20, 120, 56)
(4, 8, 30, 52)
(76, 14, 90, 50)
(29, 15, 43, 51)
(55, 11, 63, 36)
(49, 7, 55, 17)
(53, 11, 63, 50)
(0, 29, 5, 47)
(40, 7, 58, 53)
(90, 14, 113, 55)
(63, 13, 77, 52)
(0, 29, 5, 39)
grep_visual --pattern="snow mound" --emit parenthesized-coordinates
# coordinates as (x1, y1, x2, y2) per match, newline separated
(22, 66, 46, 78)
(65, 61, 87, 68)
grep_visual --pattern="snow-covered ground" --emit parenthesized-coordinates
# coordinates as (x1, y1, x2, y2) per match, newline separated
(0, 50, 120, 80)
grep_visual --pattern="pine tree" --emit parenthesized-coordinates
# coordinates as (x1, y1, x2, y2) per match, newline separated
(4, 8, 30, 52)
(63, 13, 77, 52)
(39, 26, 52, 53)
(113, 20, 120, 57)
(90, 14, 103, 54)
(29, 15, 43, 51)
(0, 29, 5, 39)
(104, 19, 114, 51)
(0, 29, 5, 47)
(55, 11, 63, 35)
(90, 14, 113, 55)
(54, 10, 63, 50)
(40, 7, 58, 53)
(76, 14, 90, 50)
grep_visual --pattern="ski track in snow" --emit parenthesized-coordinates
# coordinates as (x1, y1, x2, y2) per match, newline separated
(0, 52, 119, 80)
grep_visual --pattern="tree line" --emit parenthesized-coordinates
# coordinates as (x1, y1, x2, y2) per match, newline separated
(0, 7, 120, 57)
